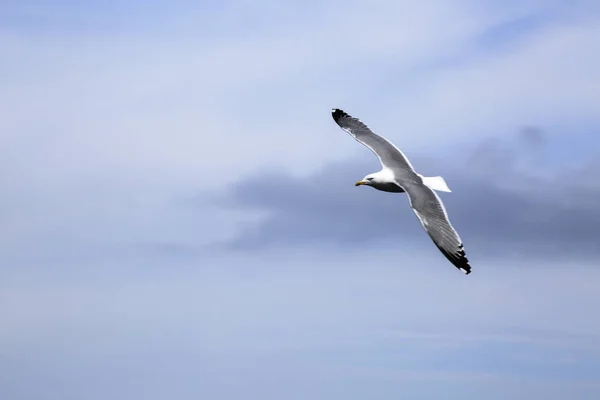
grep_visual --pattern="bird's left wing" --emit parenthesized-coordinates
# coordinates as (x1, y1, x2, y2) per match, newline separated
(404, 182, 471, 274)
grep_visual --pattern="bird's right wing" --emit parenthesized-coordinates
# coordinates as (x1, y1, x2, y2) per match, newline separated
(404, 181, 471, 274)
(331, 109, 416, 174)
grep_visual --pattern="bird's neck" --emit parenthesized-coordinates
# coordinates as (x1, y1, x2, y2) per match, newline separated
(374, 168, 395, 184)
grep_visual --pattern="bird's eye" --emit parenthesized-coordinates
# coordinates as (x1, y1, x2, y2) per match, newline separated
(367, 177, 374, 181)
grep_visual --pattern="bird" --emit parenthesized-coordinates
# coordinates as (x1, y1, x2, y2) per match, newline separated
(330, 108, 471, 275)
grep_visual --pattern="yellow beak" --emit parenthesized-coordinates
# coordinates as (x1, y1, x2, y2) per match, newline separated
(355, 180, 367, 186)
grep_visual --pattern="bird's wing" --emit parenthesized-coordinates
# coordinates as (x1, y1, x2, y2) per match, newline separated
(404, 181, 471, 274)
(331, 109, 416, 176)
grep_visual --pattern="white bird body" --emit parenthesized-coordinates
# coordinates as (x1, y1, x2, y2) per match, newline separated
(364, 169, 452, 194)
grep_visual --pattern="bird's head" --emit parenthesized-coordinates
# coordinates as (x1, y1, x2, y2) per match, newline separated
(355, 173, 377, 187)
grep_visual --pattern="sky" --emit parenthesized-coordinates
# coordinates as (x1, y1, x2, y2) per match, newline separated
(2, 0, 600, 399)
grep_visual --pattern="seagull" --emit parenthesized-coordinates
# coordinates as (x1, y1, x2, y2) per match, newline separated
(331, 108, 471, 275)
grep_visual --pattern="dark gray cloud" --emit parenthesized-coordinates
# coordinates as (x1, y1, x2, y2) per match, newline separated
(215, 129, 600, 261)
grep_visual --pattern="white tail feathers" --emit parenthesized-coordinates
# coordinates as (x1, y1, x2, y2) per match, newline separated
(420, 175, 452, 192)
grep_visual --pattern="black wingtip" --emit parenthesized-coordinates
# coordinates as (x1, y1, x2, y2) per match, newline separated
(435, 242, 472, 275)
(331, 108, 347, 123)
(458, 260, 471, 274)
(456, 244, 471, 275)
(453, 259, 471, 275)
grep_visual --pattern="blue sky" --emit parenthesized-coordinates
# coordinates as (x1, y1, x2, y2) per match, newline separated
(2, 1, 600, 399)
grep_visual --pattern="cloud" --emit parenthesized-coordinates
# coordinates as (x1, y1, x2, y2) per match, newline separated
(2, 0, 599, 188)
(0, 0, 566, 278)
(216, 126, 600, 264)
(1, 1, 599, 274)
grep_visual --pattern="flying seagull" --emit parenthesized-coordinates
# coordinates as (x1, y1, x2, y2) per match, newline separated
(331, 108, 471, 275)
